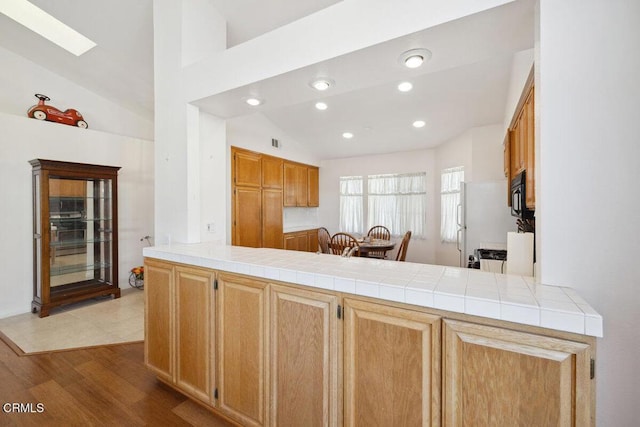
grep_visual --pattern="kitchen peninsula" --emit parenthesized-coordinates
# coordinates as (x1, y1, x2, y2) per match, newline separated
(143, 242, 601, 426)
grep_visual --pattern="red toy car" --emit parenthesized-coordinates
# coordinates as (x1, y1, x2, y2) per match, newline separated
(27, 94, 88, 128)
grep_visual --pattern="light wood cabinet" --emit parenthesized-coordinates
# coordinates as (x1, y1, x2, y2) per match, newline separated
(144, 259, 174, 383)
(262, 155, 283, 189)
(284, 161, 319, 207)
(270, 284, 340, 426)
(443, 319, 593, 426)
(283, 229, 318, 252)
(175, 266, 215, 404)
(343, 298, 442, 426)
(234, 149, 262, 188)
(505, 67, 536, 209)
(144, 259, 215, 404)
(262, 189, 283, 249)
(233, 186, 262, 248)
(217, 273, 269, 427)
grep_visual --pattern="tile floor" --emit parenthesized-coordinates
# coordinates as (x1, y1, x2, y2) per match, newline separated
(0, 288, 143, 354)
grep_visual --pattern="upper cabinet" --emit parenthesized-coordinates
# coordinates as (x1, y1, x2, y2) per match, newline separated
(261, 155, 283, 189)
(284, 161, 319, 207)
(233, 150, 262, 188)
(505, 66, 535, 209)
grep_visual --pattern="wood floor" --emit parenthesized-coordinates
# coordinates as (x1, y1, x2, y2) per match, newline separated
(0, 337, 234, 426)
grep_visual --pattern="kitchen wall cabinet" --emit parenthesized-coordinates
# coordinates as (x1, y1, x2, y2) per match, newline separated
(217, 273, 268, 427)
(343, 298, 441, 426)
(504, 67, 535, 209)
(233, 149, 261, 188)
(270, 284, 340, 426)
(144, 259, 215, 406)
(284, 161, 319, 207)
(283, 229, 318, 252)
(443, 319, 593, 426)
(30, 159, 120, 317)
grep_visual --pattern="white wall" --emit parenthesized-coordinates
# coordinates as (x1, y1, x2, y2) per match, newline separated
(537, 0, 640, 424)
(319, 150, 437, 264)
(0, 113, 154, 318)
(0, 46, 153, 141)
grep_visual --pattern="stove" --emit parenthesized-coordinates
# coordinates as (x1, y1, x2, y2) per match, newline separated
(473, 249, 507, 273)
(475, 248, 507, 261)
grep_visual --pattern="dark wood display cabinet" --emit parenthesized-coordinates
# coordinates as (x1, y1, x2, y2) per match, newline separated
(30, 159, 121, 317)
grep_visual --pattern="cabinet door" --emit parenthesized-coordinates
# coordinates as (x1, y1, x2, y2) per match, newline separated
(284, 233, 298, 251)
(283, 162, 297, 207)
(443, 319, 593, 426)
(525, 86, 535, 209)
(175, 266, 215, 404)
(296, 165, 309, 207)
(270, 285, 340, 427)
(308, 166, 319, 207)
(262, 189, 283, 249)
(233, 187, 262, 247)
(262, 155, 283, 189)
(308, 229, 319, 253)
(234, 149, 262, 187)
(144, 259, 174, 383)
(217, 274, 268, 427)
(343, 298, 442, 426)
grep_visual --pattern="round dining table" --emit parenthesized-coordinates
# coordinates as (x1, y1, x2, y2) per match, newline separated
(356, 238, 396, 258)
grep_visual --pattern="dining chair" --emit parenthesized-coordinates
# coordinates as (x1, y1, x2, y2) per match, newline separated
(318, 227, 331, 254)
(367, 225, 391, 240)
(330, 232, 360, 256)
(395, 231, 412, 262)
(366, 225, 391, 258)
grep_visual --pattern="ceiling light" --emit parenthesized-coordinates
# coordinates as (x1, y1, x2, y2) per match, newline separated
(315, 102, 328, 111)
(309, 78, 334, 91)
(398, 48, 432, 69)
(398, 82, 413, 92)
(342, 132, 354, 139)
(245, 97, 263, 106)
(0, 0, 97, 56)
(413, 120, 426, 128)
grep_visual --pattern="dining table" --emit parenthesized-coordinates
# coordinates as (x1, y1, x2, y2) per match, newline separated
(355, 238, 396, 258)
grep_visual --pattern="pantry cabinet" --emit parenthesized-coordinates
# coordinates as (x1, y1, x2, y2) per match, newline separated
(443, 319, 593, 426)
(343, 298, 441, 426)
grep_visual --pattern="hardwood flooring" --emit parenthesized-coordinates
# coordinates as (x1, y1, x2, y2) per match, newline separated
(0, 338, 234, 426)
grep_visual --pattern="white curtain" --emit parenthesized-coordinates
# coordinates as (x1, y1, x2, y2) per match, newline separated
(339, 176, 363, 234)
(367, 172, 426, 238)
(440, 166, 464, 242)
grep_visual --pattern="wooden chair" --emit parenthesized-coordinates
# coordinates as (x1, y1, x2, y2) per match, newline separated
(367, 225, 391, 240)
(330, 232, 360, 256)
(366, 225, 391, 258)
(395, 231, 412, 262)
(318, 227, 331, 254)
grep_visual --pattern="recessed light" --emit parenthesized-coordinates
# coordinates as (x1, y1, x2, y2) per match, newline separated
(0, 0, 97, 56)
(245, 97, 263, 106)
(315, 102, 328, 110)
(309, 78, 334, 91)
(342, 132, 354, 139)
(398, 48, 432, 69)
(398, 82, 413, 92)
(413, 120, 426, 128)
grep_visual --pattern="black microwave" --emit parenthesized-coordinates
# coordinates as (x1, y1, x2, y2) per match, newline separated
(510, 171, 534, 219)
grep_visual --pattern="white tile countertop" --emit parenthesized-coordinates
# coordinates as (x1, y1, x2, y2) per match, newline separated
(143, 242, 603, 337)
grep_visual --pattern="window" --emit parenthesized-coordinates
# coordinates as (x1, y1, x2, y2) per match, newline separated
(339, 172, 427, 238)
(440, 166, 464, 242)
(339, 176, 363, 234)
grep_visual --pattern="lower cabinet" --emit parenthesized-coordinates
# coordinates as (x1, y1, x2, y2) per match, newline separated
(343, 298, 442, 426)
(144, 259, 215, 404)
(144, 259, 596, 426)
(443, 319, 593, 426)
(217, 273, 268, 427)
(284, 228, 318, 252)
(270, 284, 340, 426)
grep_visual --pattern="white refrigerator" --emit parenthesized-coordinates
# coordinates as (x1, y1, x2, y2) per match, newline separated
(456, 181, 517, 267)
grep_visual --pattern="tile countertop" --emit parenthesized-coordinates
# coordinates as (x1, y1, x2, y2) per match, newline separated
(142, 242, 603, 338)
